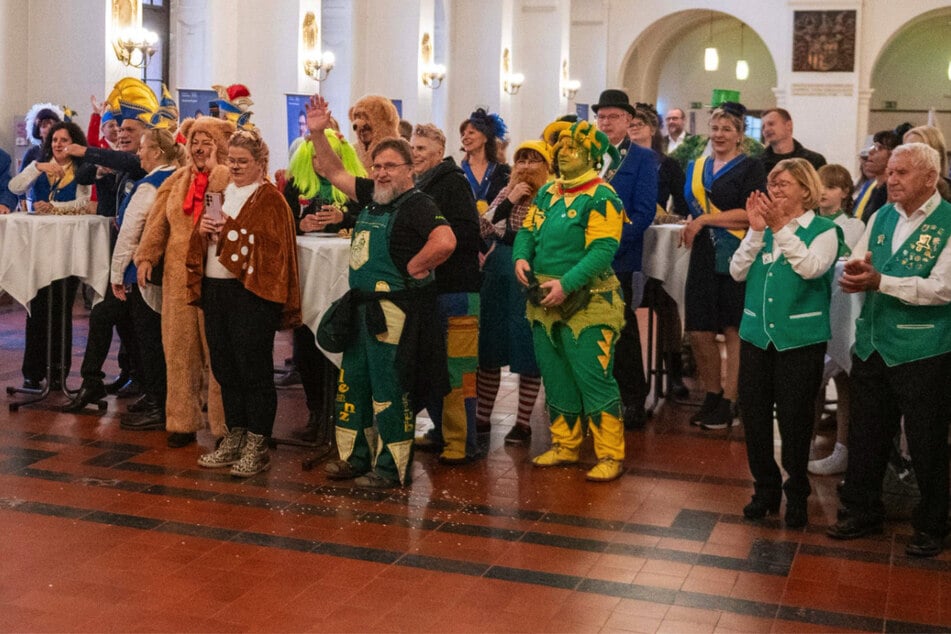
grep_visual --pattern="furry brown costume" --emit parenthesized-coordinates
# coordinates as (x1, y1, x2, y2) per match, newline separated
(134, 116, 235, 437)
(347, 95, 400, 169)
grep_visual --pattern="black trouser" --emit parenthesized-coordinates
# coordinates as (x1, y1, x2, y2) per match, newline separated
(841, 350, 951, 535)
(739, 340, 825, 506)
(128, 285, 166, 408)
(202, 278, 281, 437)
(79, 285, 139, 385)
(293, 324, 329, 413)
(22, 277, 80, 382)
(612, 271, 648, 409)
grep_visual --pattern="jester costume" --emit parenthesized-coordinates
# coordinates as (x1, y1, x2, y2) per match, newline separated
(513, 120, 627, 482)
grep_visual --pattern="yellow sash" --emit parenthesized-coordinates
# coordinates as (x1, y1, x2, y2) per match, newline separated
(853, 180, 877, 221)
(690, 156, 746, 240)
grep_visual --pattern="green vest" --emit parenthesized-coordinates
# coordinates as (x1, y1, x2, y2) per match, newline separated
(349, 190, 432, 293)
(854, 200, 951, 366)
(739, 216, 839, 351)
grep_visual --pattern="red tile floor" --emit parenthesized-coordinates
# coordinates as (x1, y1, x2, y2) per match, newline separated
(0, 297, 949, 633)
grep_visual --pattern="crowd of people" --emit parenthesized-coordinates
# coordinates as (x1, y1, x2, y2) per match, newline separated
(2, 78, 951, 557)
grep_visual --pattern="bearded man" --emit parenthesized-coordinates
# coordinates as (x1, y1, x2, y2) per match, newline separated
(473, 141, 553, 446)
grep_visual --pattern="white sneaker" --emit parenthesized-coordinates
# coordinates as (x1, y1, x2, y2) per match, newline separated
(808, 443, 848, 475)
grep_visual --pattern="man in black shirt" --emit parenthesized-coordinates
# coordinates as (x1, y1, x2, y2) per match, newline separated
(760, 108, 826, 175)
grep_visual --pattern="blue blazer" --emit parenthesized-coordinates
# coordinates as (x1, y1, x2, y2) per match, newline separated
(610, 143, 657, 273)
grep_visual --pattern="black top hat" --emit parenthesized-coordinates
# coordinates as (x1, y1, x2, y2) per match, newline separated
(591, 89, 636, 116)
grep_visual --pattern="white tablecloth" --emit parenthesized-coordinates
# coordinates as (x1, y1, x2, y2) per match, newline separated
(296, 234, 351, 365)
(0, 214, 111, 313)
(641, 224, 864, 374)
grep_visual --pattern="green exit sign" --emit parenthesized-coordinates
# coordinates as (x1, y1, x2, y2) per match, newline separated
(690, 101, 703, 110)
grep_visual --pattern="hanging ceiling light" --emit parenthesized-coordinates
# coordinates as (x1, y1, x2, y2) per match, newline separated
(736, 24, 749, 81)
(704, 17, 718, 72)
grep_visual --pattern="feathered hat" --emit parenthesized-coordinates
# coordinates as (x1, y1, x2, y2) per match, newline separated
(465, 108, 508, 142)
(211, 83, 254, 129)
(106, 77, 166, 129)
(541, 119, 620, 172)
(24, 103, 64, 145)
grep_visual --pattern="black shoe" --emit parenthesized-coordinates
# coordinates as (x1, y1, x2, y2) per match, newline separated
(623, 404, 648, 430)
(689, 391, 723, 426)
(22, 378, 43, 391)
(116, 379, 142, 398)
(120, 408, 166, 431)
(167, 432, 197, 448)
(504, 424, 532, 446)
(699, 399, 736, 430)
(668, 378, 690, 400)
(665, 354, 690, 399)
(104, 373, 131, 394)
(785, 504, 808, 529)
(905, 531, 944, 558)
(826, 514, 884, 540)
(354, 472, 400, 488)
(127, 394, 157, 413)
(61, 381, 107, 413)
(292, 411, 323, 443)
(743, 496, 780, 520)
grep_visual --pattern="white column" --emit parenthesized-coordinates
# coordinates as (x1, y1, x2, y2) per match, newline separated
(513, 0, 570, 144)
(0, 1, 29, 151)
(319, 0, 355, 111)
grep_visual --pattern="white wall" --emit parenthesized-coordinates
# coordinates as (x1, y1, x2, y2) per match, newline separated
(0, 1, 29, 152)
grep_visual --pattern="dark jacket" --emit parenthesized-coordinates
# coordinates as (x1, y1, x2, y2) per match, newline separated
(760, 139, 826, 175)
(416, 157, 482, 294)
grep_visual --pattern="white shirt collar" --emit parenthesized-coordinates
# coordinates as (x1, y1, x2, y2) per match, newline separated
(895, 190, 941, 220)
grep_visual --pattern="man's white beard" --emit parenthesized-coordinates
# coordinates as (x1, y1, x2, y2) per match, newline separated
(373, 183, 400, 205)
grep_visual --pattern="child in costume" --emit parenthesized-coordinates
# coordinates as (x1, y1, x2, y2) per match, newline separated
(513, 120, 627, 482)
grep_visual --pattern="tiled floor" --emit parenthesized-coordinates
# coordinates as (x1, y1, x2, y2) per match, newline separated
(1, 298, 950, 633)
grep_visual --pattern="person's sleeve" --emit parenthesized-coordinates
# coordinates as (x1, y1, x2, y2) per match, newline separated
(87, 113, 101, 147)
(112, 184, 157, 284)
(729, 229, 765, 281)
(512, 192, 542, 264)
(8, 161, 40, 195)
(667, 160, 689, 216)
(739, 159, 767, 201)
(50, 184, 92, 214)
(878, 225, 951, 305)
(134, 172, 176, 267)
(354, 177, 374, 208)
(84, 146, 142, 174)
(0, 151, 17, 209)
(773, 223, 839, 280)
(560, 192, 624, 293)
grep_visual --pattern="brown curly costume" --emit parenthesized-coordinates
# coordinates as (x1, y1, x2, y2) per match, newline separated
(134, 116, 235, 437)
(347, 95, 400, 169)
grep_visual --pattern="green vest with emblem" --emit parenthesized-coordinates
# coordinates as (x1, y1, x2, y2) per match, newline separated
(348, 190, 433, 293)
(739, 216, 839, 351)
(854, 200, 951, 366)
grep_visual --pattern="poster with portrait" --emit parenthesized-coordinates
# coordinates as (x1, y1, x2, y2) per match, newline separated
(285, 93, 311, 150)
(792, 10, 856, 72)
(177, 89, 220, 121)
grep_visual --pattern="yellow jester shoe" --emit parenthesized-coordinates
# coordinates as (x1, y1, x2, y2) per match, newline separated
(532, 443, 580, 467)
(586, 457, 624, 482)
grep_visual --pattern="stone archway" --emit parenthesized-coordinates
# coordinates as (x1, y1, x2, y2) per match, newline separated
(617, 9, 777, 128)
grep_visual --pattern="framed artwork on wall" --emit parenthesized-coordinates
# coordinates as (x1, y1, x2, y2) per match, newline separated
(792, 10, 856, 72)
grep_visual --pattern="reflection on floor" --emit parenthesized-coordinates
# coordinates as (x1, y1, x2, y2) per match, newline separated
(1, 299, 949, 633)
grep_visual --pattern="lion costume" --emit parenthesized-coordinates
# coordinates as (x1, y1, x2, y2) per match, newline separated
(347, 95, 400, 169)
(134, 116, 235, 437)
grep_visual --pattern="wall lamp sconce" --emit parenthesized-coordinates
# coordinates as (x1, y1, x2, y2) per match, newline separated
(304, 51, 336, 82)
(421, 64, 446, 89)
(113, 27, 158, 69)
(562, 79, 581, 100)
(503, 72, 525, 95)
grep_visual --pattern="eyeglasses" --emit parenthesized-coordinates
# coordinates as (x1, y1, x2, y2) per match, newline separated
(596, 113, 626, 122)
(370, 162, 409, 174)
(515, 157, 545, 165)
(628, 122, 648, 130)
(767, 179, 798, 191)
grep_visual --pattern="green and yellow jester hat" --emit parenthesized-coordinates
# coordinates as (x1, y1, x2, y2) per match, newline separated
(541, 119, 620, 173)
(287, 129, 368, 207)
(106, 77, 166, 129)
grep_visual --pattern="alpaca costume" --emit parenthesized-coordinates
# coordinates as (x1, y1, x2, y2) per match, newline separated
(134, 116, 235, 437)
(347, 95, 400, 169)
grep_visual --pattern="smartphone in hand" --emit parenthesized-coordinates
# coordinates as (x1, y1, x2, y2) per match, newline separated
(204, 192, 224, 222)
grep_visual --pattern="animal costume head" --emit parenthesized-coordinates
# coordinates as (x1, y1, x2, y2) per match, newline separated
(105, 77, 166, 129)
(347, 94, 400, 168)
(178, 116, 235, 167)
(211, 84, 254, 129)
(542, 119, 620, 180)
(24, 103, 65, 145)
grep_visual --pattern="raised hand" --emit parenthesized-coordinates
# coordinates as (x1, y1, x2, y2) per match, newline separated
(305, 94, 332, 134)
(745, 191, 768, 232)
